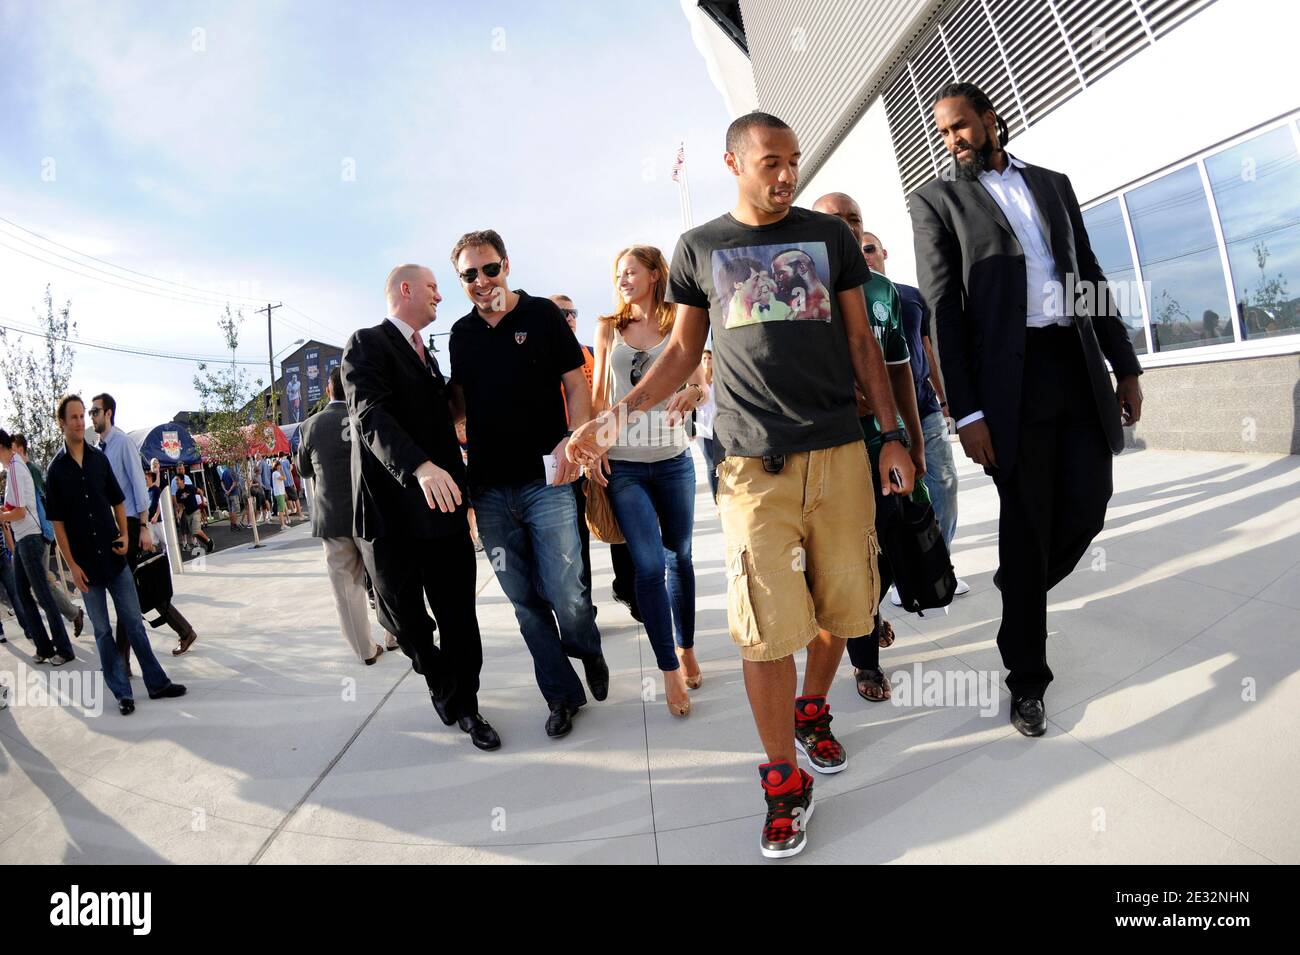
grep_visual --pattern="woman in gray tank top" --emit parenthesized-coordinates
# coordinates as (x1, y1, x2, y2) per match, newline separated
(591, 245, 710, 718)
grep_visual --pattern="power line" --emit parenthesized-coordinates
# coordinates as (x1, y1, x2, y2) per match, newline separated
(0, 213, 351, 344)
(283, 303, 352, 344)
(0, 237, 241, 308)
(0, 319, 270, 367)
(0, 213, 276, 304)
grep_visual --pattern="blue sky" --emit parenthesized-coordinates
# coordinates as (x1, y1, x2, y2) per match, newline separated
(0, 0, 737, 430)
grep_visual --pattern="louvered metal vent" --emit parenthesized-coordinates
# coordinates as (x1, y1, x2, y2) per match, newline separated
(878, 0, 1217, 200)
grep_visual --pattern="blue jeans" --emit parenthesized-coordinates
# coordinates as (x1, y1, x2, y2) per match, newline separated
(0, 545, 30, 637)
(84, 564, 172, 701)
(474, 479, 602, 707)
(13, 534, 74, 658)
(606, 451, 696, 671)
(921, 410, 959, 550)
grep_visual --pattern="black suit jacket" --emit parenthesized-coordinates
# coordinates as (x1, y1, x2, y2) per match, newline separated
(909, 159, 1142, 467)
(296, 401, 354, 539)
(340, 320, 467, 540)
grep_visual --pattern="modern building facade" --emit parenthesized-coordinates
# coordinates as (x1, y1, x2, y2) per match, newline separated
(688, 0, 1300, 453)
(243, 338, 343, 426)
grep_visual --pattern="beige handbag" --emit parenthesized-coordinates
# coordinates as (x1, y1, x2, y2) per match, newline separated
(584, 334, 625, 544)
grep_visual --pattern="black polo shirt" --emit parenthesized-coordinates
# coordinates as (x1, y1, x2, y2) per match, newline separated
(44, 442, 127, 588)
(449, 289, 585, 491)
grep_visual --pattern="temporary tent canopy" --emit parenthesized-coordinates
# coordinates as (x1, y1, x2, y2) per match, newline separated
(128, 422, 202, 467)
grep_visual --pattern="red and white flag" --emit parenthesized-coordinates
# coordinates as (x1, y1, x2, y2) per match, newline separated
(670, 144, 685, 183)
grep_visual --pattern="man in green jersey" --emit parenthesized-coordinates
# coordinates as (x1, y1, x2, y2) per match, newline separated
(814, 192, 926, 703)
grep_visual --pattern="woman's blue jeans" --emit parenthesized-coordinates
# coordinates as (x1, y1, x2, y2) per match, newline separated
(606, 451, 696, 671)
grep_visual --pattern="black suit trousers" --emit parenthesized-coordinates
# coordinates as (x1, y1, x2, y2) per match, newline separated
(357, 532, 482, 721)
(993, 325, 1113, 700)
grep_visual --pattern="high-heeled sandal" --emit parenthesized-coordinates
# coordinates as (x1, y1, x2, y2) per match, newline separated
(665, 670, 692, 717)
(677, 649, 703, 689)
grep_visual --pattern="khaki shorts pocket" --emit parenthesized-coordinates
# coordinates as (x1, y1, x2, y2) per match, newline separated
(865, 525, 882, 615)
(726, 545, 763, 648)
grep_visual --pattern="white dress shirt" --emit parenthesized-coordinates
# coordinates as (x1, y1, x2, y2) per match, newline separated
(386, 315, 425, 356)
(956, 154, 1071, 431)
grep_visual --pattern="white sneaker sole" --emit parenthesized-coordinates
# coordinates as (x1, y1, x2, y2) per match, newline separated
(760, 795, 815, 859)
(795, 738, 848, 774)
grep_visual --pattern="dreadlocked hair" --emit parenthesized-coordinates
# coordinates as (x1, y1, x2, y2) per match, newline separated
(937, 81, 1009, 147)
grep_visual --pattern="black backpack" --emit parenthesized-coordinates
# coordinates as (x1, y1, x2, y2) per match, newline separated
(132, 550, 175, 626)
(878, 491, 957, 615)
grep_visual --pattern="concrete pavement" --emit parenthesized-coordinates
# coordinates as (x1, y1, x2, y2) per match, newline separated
(2, 445, 1297, 864)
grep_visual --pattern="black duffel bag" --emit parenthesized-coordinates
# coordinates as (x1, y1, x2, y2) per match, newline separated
(132, 550, 174, 627)
(878, 490, 957, 615)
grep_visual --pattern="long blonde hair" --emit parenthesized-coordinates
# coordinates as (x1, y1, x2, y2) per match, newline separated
(601, 245, 674, 335)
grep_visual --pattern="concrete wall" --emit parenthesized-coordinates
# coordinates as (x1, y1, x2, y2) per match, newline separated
(1126, 354, 1300, 454)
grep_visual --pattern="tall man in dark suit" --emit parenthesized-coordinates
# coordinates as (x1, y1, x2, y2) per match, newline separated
(910, 82, 1144, 738)
(341, 264, 499, 751)
(297, 366, 397, 665)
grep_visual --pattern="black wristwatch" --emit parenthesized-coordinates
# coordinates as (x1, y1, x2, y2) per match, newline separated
(879, 428, 911, 449)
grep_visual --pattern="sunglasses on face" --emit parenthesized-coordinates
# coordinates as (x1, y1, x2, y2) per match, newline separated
(862, 244, 879, 255)
(89, 408, 104, 417)
(560, 308, 578, 319)
(458, 261, 504, 283)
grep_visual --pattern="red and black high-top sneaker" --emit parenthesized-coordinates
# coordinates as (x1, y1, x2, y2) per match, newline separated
(758, 761, 815, 859)
(794, 695, 847, 774)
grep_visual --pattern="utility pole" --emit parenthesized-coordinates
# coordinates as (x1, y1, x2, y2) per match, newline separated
(259, 302, 283, 423)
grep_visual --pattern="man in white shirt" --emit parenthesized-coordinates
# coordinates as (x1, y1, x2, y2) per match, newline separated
(910, 82, 1143, 739)
(0, 428, 77, 664)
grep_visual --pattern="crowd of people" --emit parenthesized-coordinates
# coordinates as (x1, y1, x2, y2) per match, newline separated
(2, 80, 1144, 861)
(309, 80, 1141, 861)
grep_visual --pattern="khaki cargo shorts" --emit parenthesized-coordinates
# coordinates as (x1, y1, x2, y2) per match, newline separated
(717, 440, 881, 662)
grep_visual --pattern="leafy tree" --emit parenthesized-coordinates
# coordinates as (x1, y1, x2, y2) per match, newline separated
(192, 305, 266, 465)
(0, 285, 77, 469)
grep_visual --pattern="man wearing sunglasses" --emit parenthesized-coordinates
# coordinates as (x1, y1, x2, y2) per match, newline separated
(448, 231, 606, 740)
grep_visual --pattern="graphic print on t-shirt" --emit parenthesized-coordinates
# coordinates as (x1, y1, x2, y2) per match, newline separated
(713, 242, 832, 328)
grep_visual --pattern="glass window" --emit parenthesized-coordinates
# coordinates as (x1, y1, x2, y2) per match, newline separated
(1126, 164, 1233, 352)
(1082, 198, 1148, 354)
(1205, 125, 1300, 341)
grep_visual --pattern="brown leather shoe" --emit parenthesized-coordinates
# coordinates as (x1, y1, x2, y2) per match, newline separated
(172, 631, 198, 656)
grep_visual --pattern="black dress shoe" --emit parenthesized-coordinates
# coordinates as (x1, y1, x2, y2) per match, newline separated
(545, 702, 576, 738)
(457, 713, 501, 751)
(582, 654, 609, 702)
(118, 699, 135, 715)
(148, 683, 188, 700)
(1010, 697, 1047, 737)
(430, 692, 456, 727)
